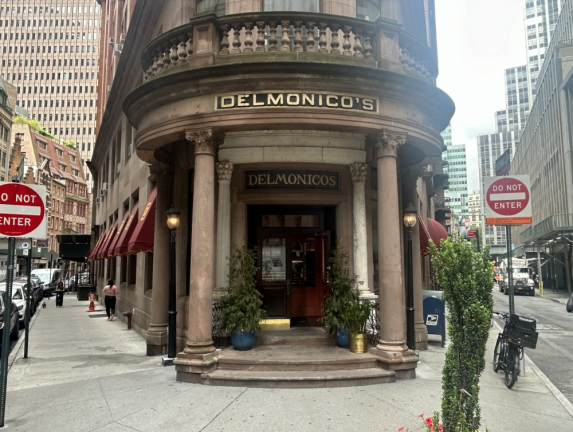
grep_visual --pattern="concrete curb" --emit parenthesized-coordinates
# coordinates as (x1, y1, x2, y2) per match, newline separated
(8, 299, 43, 372)
(493, 319, 573, 420)
(538, 294, 568, 305)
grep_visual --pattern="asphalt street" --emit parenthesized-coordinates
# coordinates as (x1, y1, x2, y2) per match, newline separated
(492, 287, 573, 405)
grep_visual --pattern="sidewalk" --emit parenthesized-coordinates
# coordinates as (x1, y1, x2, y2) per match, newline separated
(538, 289, 570, 305)
(5, 295, 573, 431)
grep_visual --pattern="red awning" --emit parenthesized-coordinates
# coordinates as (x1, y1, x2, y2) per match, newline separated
(113, 205, 139, 256)
(90, 229, 107, 261)
(97, 222, 117, 260)
(420, 218, 449, 251)
(105, 211, 130, 258)
(128, 186, 157, 254)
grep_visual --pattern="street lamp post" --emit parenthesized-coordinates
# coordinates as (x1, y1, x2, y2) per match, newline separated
(163, 206, 180, 366)
(403, 203, 417, 351)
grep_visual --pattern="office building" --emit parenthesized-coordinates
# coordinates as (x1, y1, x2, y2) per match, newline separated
(0, 0, 102, 186)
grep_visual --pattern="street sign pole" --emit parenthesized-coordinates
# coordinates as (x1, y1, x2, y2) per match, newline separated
(476, 229, 481, 253)
(507, 226, 514, 315)
(0, 237, 15, 427)
(24, 238, 32, 359)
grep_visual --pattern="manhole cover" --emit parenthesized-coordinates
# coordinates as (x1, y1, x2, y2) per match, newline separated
(88, 314, 108, 318)
(537, 324, 563, 330)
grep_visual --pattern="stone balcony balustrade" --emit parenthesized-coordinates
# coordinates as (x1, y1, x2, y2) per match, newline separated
(139, 12, 437, 85)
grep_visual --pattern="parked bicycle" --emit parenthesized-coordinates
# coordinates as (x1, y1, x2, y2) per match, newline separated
(492, 311, 538, 389)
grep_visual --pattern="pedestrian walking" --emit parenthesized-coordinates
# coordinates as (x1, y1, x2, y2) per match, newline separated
(54, 281, 65, 307)
(103, 279, 118, 321)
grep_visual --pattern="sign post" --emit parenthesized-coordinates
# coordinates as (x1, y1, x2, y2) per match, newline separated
(467, 229, 481, 253)
(484, 176, 532, 316)
(0, 182, 46, 428)
(24, 240, 31, 359)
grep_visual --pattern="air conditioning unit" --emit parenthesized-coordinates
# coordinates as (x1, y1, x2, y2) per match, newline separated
(127, 143, 133, 156)
(96, 197, 100, 206)
(116, 163, 121, 174)
(120, 33, 127, 44)
(107, 85, 112, 92)
(114, 44, 123, 56)
(102, 182, 108, 191)
(108, 37, 114, 47)
(100, 189, 106, 197)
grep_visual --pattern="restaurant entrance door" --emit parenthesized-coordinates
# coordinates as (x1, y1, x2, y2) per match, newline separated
(252, 207, 333, 324)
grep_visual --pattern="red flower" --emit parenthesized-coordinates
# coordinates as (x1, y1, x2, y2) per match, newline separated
(425, 417, 433, 427)
(398, 428, 404, 431)
(418, 413, 424, 418)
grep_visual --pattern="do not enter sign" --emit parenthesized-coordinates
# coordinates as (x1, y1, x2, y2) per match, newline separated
(0, 183, 46, 238)
(484, 175, 532, 225)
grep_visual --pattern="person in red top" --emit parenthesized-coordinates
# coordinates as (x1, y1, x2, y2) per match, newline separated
(103, 279, 118, 321)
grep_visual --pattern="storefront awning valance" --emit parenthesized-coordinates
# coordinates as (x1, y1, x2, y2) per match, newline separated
(105, 211, 130, 258)
(420, 217, 449, 251)
(97, 222, 117, 260)
(128, 186, 157, 255)
(113, 205, 139, 256)
(89, 229, 107, 261)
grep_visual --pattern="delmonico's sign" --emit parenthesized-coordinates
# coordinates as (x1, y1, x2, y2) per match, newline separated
(216, 92, 378, 112)
(246, 170, 339, 190)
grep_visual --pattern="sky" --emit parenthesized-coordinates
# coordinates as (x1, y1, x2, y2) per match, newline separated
(434, 0, 527, 192)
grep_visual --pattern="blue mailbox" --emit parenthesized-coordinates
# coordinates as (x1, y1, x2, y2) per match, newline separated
(422, 290, 446, 347)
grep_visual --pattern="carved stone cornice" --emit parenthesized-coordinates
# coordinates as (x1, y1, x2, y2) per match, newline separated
(401, 165, 425, 186)
(368, 129, 407, 159)
(149, 162, 174, 185)
(185, 128, 224, 156)
(216, 161, 234, 181)
(349, 163, 368, 183)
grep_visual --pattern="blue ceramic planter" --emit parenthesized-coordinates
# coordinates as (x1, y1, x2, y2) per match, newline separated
(337, 327, 350, 348)
(231, 330, 256, 350)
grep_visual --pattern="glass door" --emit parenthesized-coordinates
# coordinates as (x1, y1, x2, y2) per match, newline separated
(260, 237, 289, 317)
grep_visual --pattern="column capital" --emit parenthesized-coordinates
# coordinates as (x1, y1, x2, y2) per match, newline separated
(369, 129, 407, 159)
(185, 128, 224, 156)
(149, 162, 173, 185)
(349, 163, 368, 183)
(401, 165, 425, 186)
(216, 161, 234, 181)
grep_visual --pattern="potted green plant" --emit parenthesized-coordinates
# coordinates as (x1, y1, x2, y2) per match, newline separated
(340, 291, 375, 353)
(221, 245, 267, 350)
(320, 248, 360, 348)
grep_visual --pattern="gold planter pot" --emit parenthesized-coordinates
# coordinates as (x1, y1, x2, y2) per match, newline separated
(349, 333, 368, 353)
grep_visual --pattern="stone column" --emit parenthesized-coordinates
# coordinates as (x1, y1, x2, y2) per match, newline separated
(350, 163, 372, 298)
(174, 128, 222, 382)
(146, 163, 174, 356)
(370, 129, 418, 379)
(214, 162, 234, 301)
(401, 166, 428, 351)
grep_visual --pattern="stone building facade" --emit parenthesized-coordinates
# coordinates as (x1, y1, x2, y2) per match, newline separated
(0, 75, 16, 182)
(90, 0, 454, 385)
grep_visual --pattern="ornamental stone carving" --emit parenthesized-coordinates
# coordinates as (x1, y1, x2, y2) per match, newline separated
(401, 165, 425, 186)
(185, 128, 224, 155)
(349, 163, 368, 183)
(369, 129, 407, 159)
(149, 162, 174, 184)
(216, 162, 234, 181)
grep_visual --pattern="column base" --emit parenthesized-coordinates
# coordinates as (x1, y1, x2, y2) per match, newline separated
(359, 291, 379, 301)
(414, 323, 429, 351)
(174, 350, 220, 383)
(370, 347, 419, 380)
(146, 326, 168, 356)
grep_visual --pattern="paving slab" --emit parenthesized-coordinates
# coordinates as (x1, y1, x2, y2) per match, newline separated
(3, 298, 573, 431)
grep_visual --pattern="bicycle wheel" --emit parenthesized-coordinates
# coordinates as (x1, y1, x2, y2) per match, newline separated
(493, 336, 503, 372)
(504, 345, 520, 389)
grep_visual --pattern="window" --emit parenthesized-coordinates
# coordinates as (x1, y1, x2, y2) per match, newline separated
(56, 148, 63, 157)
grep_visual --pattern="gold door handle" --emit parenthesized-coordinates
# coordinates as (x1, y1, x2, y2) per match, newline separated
(287, 279, 291, 296)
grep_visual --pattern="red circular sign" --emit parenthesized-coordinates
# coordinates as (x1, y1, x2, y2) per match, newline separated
(486, 177, 529, 216)
(0, 183, 45, 237)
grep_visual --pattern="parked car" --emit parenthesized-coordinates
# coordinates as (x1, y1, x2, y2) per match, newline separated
(10, 284, 28, 329)
(0, 291, 20, 342)
(13, 278, 41, 316)
(31, 269, 61, 298)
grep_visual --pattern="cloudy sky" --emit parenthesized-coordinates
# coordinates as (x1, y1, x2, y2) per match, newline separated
(434, 0, 527, 191)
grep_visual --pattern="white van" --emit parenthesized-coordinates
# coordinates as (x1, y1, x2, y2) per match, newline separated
(31, 269, 61, 297)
